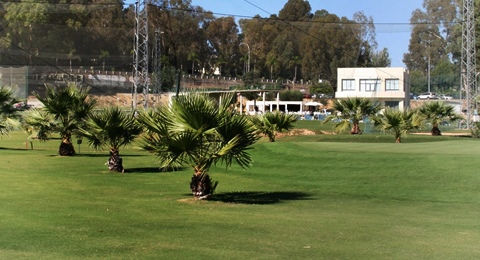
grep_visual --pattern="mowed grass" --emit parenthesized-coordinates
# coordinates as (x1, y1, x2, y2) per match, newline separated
(1, 130, 480, 259)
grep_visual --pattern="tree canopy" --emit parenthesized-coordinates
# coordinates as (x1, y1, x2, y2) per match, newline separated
(1, 0, 389, 90)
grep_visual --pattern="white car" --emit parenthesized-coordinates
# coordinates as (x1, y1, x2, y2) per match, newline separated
(439, 94, 453, 100)
(417, 92, 437, 100)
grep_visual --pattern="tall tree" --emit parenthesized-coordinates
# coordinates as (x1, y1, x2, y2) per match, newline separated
(278, 0, 312, 21)
(300, 13, 360, 85)
(239, 15, 280, 78)
(150, 0, 210, 72)
(2, 1, 51, 65)
(371, 48, 392, 67)
(204, 16, 241, 76)
(353, 11, 377, 67)
(403, 0, 460, 79)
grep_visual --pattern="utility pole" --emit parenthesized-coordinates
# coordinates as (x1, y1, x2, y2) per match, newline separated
(133, 0, 149, 110)
(152, 29, 163, 102)
(461, 0, 476, 128)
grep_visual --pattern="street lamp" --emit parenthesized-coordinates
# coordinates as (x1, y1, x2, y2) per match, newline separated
(240, 42, 250, 73)
(422, 30, 443, 93)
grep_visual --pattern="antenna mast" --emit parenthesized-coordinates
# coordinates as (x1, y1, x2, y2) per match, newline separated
(461, 0, 477, 127)
(133, 0, 149, 109)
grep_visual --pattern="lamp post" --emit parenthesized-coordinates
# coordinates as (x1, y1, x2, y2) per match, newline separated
(422, 30, 443, 93)
(428, 52, 431, 93)
(240, 42, 250, 73)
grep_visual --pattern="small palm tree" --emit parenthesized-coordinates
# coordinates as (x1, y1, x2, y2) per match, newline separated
(0, 86, 21, 136)
(372, 107, 425, 143)
(137, 92, 260, 199)
(248, 111, 297, 142)
(417, 101, 460, 136)
(324, 97, 382, 134)
(24, 83, 96, 155)
(76, 106, 143, 172)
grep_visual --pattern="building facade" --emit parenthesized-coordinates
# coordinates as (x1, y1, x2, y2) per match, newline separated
(336, 67, 410, 110)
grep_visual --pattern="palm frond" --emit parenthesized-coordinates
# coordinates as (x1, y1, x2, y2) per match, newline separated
(78, 106, 142, 151)
(138, 91, 260, 173)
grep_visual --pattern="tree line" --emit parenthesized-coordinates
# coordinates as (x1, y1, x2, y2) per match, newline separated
(2, 0, 476, 96)
(1, 0, 391, 93)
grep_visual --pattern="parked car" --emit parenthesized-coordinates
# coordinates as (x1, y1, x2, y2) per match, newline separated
(417, 92, 437, 100)
(439, 94, 453, 100)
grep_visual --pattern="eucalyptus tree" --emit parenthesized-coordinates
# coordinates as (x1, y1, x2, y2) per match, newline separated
(239, 15, 280, 77)
(0, 86, 21, 136)
(300, 12, 360, 84)
(353, 11, 378, 67)
(77, 106, 143, 172)
(137, 92, 260, 199)
(278, 0, 312, 21)
(150, 0, 211, 73)
(23, 83, 96, 156)
(204, 16, 241, 77)
(85, 0, 132, 71)
(417, 101, 460, 136)
(371, 48, 392, 67)
(403, 0, 460, 82)
(372, 107, 425, 143)
(2, 1, 52, 65)
(324, 97, 382, 134)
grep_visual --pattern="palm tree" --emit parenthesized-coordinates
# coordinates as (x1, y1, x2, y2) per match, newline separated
(248, 111, 297, 142)
(24, 83, 96, 155)
(372, 107, 425, 143)
(0, 86, 21, 136)
(417, 101, 460, 136)
(137, 92, 260, 199)
(76, 106, 143, 172)
(324, 97, 382, 134)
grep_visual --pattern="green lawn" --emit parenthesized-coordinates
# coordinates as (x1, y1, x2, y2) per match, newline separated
(1, 131, 480, 259)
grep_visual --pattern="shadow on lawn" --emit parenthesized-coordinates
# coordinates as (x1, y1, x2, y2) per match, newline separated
(0, 147, 35, 151)
(209, 191, 313, 205)
(75, 153, 146, 157)
(125, 166, 187, 174)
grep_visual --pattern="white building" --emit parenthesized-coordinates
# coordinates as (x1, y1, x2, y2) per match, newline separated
(336, 67, 410, 110)
(244, 100, 304, 115)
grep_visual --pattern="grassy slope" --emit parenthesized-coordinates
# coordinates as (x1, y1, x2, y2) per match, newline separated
(1, 131, 480, 259)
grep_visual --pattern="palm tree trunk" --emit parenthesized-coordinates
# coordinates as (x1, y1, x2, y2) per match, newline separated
(59, 137, 76, 156)
(431, 123, 442, 136)
(107, 149, 124, 173)
(351, 122, 361, 135)
(190, 169, 218, 200)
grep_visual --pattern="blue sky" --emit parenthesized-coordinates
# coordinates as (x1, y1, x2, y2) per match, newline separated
(190, 0, 423, 67)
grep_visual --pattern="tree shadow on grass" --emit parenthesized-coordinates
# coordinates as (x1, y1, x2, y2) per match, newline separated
(0, 147, 34, 151)
(125, 166, 187, 174)
(75, 154, 147, 158)
(208, 191, 313, 205)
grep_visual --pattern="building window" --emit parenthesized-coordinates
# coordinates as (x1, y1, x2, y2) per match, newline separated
(385, 101, 400, 109)
(342, 79, 355, 91)
(360, 79, 380, 92)
(385, 79, 399, 91)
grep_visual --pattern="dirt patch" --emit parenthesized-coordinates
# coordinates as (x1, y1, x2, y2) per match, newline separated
(276, 129, 316, 138)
